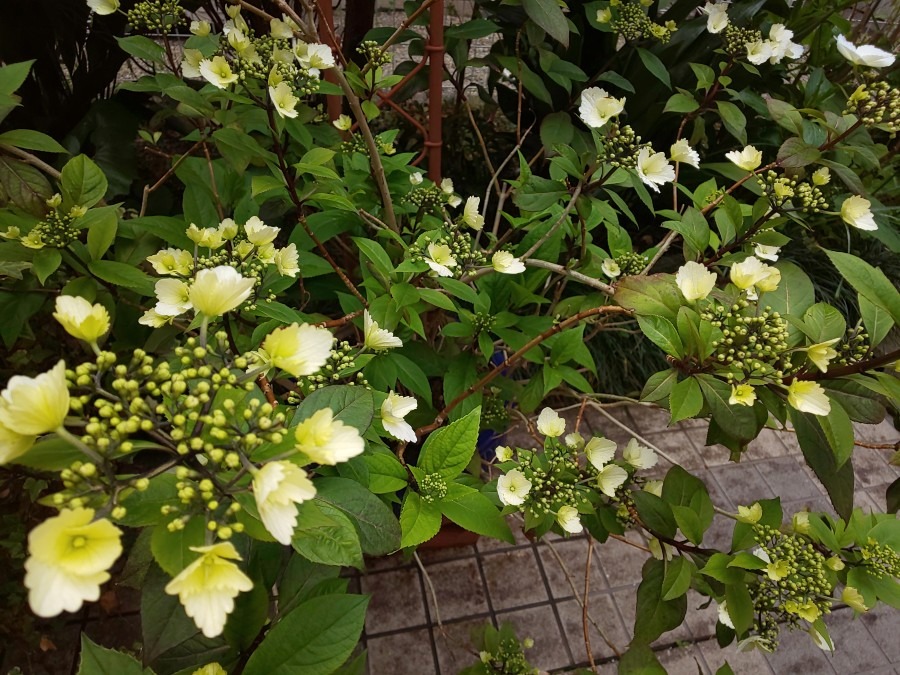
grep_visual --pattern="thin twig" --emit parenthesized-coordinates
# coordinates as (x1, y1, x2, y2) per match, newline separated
(583, 539, 597, 672)
(0, 143, 62, 179)
(524, 258, 615, 295)
(520, 183, 583, 260)
(139, 137, 205, 217)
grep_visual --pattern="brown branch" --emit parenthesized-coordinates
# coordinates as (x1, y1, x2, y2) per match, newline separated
(0, 143, 62, 179)
(787, 348, 900, 382)
(256, 373, 278, 406)
(415, 305, 630, 438)
(139, 137, 205, 217)
(315, 309, 363, 328)
(583, 539, 597, 672)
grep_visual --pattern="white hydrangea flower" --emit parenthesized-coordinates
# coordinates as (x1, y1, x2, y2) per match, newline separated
(463, 196, 485, 230)
(635, 147, 676, 192)
(253, 461, 316, 544)
(199, 56, 239, 89)
(840, 195, 877, 231)
(578, 87, 626, 128)
(556, 506, 583, 534)
(669, 139, 700, 168)
(622, 438, 658, 469)
(835, 34, 895, 68)
(746, 40, 774, 65)
(725, 145, 763, 171)
(364, 310, 402, 350)
(536, 407, 566, 437)
(424, 243, 457, 277)
(700, 2, 729, 33)
(497, 469, 531, 506)
(491, 251, 526, 274)
(675, 261, 716, 301)
(147, 248, 193, 276)
(190, 19, 211, 36)
(584, 437, 616, 470)
(381, 391, 417, 442)
(787, 381, 831, 416)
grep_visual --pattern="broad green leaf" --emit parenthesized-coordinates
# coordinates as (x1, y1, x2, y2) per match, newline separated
(0, 60, 34, 96)
(292, 500, 364, 568)
(277, 554, 342, 617)
(765, 262, 815, 344)
(88, 260, 154, 294)
(725, 583, 754, 634)
(438, 483, 514, 543)
(617, 645, 666, 674)
(242, 594, 368, 675)
(12, 435, 84, 470)
(353, 237, 394, 277)
(632, 559, 687, 645)
(858, 295, 894, 347)
(823, 380, 885, 424)
(61, 154, 108, 208)
(789, 408, 854, 519)
(32, 248, 61, 284)
(662, 468, 714, 545)
(116, 35, 167, 63)
(641, 369, 678, 403)
(77, 634, 148, 675)
(150, 517, 205, 577)
(716, 101, 747, 145)
(522, 0, 570, 47)
(825, 250, 900, 325)
(696, 375, 759, 443)
(817, 399, 855, 469)
(664, 207, 709, 256)
(636, 47, 671, 89)
(399, 492, 442, 548)
(661, 556, 693, 601)
(0, 129, 67, 153)
(362, 452, 408, 493)
(293, 385, 374, 433)
(141, 562, 199, 662)
(636, 315, 683, 358)
(83, 206, 119, 260)
(777, 137, 821, 168)
(614, 274, 681, 321)
(119, 473, 179, 527)
(0, 155, 53, 215)
(417, 406, 481, 479)
(801, 303, 846, 343)
(313, 477, 401, 556)
(669, 377, 702, 423)
(663, 92, 699, 114)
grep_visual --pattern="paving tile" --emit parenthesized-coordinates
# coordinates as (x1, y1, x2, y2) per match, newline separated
(682, 427, 732, 467)
(826, 607, 890, 673)
(697, 637, 775, 674)
(774, 428, 803, 456)
(853, 449, 898, 489)
(763, 624, 837, 674)
(745, 428, 791, 460)
(476, 517, 531, 552)
(866, 486, 890, 512)
(365, 551, 413, 572)
(362, 567, 428, 635)
(613, 587, 692, 644)
(682, 590, 719, 640)
(703, 515, 734, 550)
(417, 543, 477, 564)
(421, 557, 490, 622)
(627, 405, 674, 433)
(860, 604, 900, 663)
(854, 420, 900, 444)
(655, 644, 709, 675)
(755, 456, 822, 500)
(644, 429, 706, 472)
(496, 604, 572, 671)
(433, 617, 493, 675)
(697, 469, 736, 510)
(595, 531, 649, 588)
(556, 593, 630, 661)
(366, 627, 437, 675)
(537, 537, 607, 599)
(710, 463, 775, 507)
(480, 547, 549, 610)
(782, 496, 836, 521)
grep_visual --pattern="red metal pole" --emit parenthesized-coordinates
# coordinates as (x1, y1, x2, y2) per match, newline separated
(425, 0, 444, 182)
(316, 0, 343, 121)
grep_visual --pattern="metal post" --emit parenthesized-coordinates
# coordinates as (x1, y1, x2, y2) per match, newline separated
(425, 0, 444, 182)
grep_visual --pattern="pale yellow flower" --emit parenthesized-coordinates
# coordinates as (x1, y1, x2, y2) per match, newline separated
(147, 248, 193, 276)
(497, 469, 531, 506)
(841, 195, 877, 231)
(787, 380, 831, 416)
(842, 586, 868, 613)
(726, 145, 763, 172)
(597, 464, 628, 497)
(491, 251, 526, 275)
(253, 461, 316, 544)
(596, 8, 611, 23)
(154, 279, 192, 317)
(700, 1, 729, 33)
(269, 82, 299, 119)
(274, 244, 300, 277)
(165, 542, 253, 638)
(186, 224, 225, 249)
(381, 392, 418, 442)
(333, 114, 352, 131)
(0, 421, 35, 464)
(189, 266, 255, 318)
(669, 139, 700, 168)
(556, 505, 583, 534)
(675, 261, 716, 301)
(806, 338, 839, 372)
(585, 437, 616, 470)
(636, 147, 675, 192)
(424, 243, 457, 277)
(495, 446, 514, 462)
(199, 56, 239, 89)
(729, 383, 756, 407)
(294, 408, 365, 465)
(86, 0, 119, 14)
(812, 167, 830, 186)
(364, 310, 402, 350)
(0, 360, 69, 435)
(578, 87, 625, 128)
(536, 407, 565, 437)
(243, 216, 280, 246)
(601, 258, 621, 278)
(256, 323, 333, 377)
(753, 243, 780, 261)
(835, 34, 895, 68)
(181, 49, 204, 79)
(622, 438, 657, 469)
(463, 196, 485, 230)
(736, 502, 762, 523)
(25, 508, 122, 617)
(53, 296, 110, 344)
(190, 20, 211, 36)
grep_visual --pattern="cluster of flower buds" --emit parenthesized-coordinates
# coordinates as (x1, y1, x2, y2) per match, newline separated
(846, 81, 900, 133)
(126, 0, 185, 32)
(601, 1, 675, 43)
(2, 194, 85, 249)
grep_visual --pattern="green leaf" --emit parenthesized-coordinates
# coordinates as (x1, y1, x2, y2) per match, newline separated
(77, 634, 149, 675)
(801, 303, 846, 343)
(632, 491, 678, 538)
(119, 473, 179, 527)
(363, 452, 409, 493)
(636, 315, 683, 358)
(664, 206, 710, 256)
(0, 60, 34, 96)
(614, 274, 681, 321)
(292, 500, 364, 568)
(724, 583, 754, 634)
(243, 594, 369, 675)
(445, 18, 500, 39)
(522, 0, 569, 47)
(823, 380, 885, 424)
(641, 369, 678, 403)
(293, 385, 374, 433)
(716, 101, 747, 145)
(83, 206, 119, 260)
(789, 408, 854, 519)
(439, 483, 514, 543)
(765, 262, 815, 342)
(417, 406, 481, 479)
(313, 477, 401, 556)
(662, 466, 714, 545)
(116, 35, 167, 63)
(61, 155, 107, 208)
(12, 435, 85, 470)
(696, 375, 759, 443)
(617, 645, 666, 674)
(663, 92, 699, 114)
(540, 112, 574, 152)
(0, 155, 53, 215)
(0, 129, 67, 153)
(858, 295, 894, 347)
(632, 559, 687, 645)
(88, 260, 154, 294)
(818, 399, 855, 469)
(32, 248, 61, 284)
(777, 137, 821, 168)
(824, 250, 900, 325)
(661, 556, 693, 601)
(353, 237, 394, 277)
(669, 377, 703, 423)
(150, 517, 205, 577)
(636, 47, 671, 89)
(399, 491, 442, 548)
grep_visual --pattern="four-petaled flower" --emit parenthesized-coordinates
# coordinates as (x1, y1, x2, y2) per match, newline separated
(636, 147, 676, 192)
(381, 391, 418, 442)
(364, 310, 403, 350)
(536, 407, 566, 437)
(199, 56, 239, 89)
(841, 195, 877, 231)
(497, 468, 531, 506)
(578, 87, 626, 128)
(585, 437, 616, 470)
(189, 266, 255, 318)
(253, 461, 316, 544)
(787, 380, 831, 416)
(675, 261, 716, 301)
